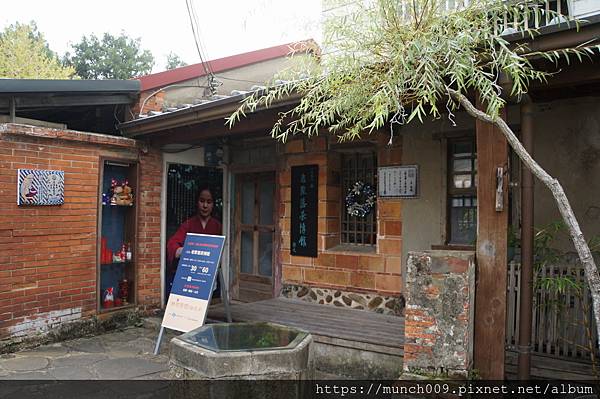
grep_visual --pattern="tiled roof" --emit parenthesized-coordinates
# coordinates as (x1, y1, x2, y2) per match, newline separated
(136, 85, 269, 120)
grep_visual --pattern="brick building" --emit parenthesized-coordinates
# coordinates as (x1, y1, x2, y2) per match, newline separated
(0, 80, 167, 340)
(0, 42, 322, 341)
(2, 22, 599, 379)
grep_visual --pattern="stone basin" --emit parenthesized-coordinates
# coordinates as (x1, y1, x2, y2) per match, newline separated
(169, 322, 313, 380)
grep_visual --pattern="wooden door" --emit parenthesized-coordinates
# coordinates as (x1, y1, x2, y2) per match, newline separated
(233, 172, 275, 302)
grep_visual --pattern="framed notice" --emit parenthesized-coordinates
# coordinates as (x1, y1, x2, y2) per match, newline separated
(378, 165, 419, 198)
(290, 165, 318, 257)
(161, 233, 225, 332)
(17, 169, 64, 205)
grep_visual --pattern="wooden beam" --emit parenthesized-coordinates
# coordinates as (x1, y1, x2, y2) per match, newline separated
(473, 103, 509, 379)
(145, 108, 288, 146)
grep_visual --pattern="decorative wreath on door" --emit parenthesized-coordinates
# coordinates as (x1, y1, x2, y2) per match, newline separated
(345, 181, 376, 218)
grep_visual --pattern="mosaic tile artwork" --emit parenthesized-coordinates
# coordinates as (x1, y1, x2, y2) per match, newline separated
(17, 169, 65, 206)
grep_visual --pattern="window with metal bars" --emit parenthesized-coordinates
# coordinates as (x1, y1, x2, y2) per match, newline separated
(447, 137, 477, 245)
(341, 152, 377, 245)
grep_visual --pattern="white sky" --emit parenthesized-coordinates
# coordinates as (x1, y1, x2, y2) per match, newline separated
(0, 0, 323, 73)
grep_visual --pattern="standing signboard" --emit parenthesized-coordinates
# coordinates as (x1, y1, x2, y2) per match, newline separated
(290, 165, 318, 257)
(154, 233, 226, 354)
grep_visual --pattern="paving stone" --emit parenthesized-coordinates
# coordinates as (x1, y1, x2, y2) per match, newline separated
(63, 337, 106, 353)
(25, 344, 70, 357)
(50, 353, 107, 368)
(127, 337, 156, 353)
(1, 356, 49, 372)
(101, 330, 140, 343)
(92, 357, 168, 379)
(48, 366, 95, 380)
(102, 340, 134, 355)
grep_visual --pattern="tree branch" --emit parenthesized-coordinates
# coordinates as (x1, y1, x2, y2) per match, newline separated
(447, 87, 600, 345)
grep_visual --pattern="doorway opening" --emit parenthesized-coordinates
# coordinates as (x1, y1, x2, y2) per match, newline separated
(164, 163, 223, 304)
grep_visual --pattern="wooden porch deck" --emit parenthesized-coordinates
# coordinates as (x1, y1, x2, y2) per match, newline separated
(208, 297, 404, 378)
(207, 298, 595, 380)
(209, 297, 404, 349)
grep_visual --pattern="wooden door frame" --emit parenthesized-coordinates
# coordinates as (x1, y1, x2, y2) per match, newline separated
(231, 170, 278, 301)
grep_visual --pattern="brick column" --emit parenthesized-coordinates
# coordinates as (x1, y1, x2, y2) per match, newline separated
(403, 250, 475, 377)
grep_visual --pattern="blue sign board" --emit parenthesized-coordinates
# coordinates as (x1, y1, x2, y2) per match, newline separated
(161, 233, 225, 332)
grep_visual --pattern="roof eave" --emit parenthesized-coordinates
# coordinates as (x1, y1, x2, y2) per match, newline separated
(0, 79, 141, 95)
(118, 92, 301, 139)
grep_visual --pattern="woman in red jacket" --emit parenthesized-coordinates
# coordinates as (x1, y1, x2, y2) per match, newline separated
(166, 186, 222, 297)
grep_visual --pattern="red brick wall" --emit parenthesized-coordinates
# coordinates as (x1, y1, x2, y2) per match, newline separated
(279, 134, 404, 295)
(136, 147, 162, 308)
(129, 91, 165, 118)
(0, 124, 162, 338)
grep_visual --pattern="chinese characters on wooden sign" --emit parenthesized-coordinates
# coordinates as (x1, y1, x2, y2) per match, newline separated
(378, 165, 419, 198)
(291, 165, 318, 257)
(17, 169, 64, 206)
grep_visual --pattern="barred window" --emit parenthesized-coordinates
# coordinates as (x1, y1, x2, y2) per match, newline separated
(341, 152, 377, 245)
(447, 138, 477, 245)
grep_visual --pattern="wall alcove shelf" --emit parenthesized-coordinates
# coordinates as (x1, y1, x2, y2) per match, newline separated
(97, 158, 138, 312)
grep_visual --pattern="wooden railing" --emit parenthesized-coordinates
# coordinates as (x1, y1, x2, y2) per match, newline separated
(434, 0, 600, 33)
(506, 259, 598, 361)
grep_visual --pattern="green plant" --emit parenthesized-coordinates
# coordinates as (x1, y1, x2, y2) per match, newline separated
(531, 221, 598, 377)
(533, 221, 566, 270)
(508, 225, 520, 249)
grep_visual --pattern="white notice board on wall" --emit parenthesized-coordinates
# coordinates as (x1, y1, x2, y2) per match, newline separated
(378, 165, 419, 198)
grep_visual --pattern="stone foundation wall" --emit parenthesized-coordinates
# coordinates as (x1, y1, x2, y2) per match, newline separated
(403, 250, 475, 377)
(281, 284, 404, 316)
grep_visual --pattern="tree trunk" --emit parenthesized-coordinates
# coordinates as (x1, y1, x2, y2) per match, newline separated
(448, 88, 600, 347)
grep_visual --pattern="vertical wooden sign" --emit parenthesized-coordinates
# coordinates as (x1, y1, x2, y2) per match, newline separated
(290, 165, 318, 257)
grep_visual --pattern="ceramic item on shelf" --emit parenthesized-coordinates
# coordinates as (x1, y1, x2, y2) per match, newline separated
(119, 279, 129, 304)
(103, 287, 114, 308)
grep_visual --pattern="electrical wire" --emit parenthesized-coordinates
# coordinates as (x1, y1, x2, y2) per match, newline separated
(185, 0, 221, 95)
(189, 0, 214, 76)
(213, 75, 266, 84)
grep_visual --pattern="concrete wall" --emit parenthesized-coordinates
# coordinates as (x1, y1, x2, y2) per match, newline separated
(399, 96, 600, 267)
(400, 129, 445, 274)
(154, 55, 315, 110)
(532, 97, 600, 251)
(400, 113, 475, 275)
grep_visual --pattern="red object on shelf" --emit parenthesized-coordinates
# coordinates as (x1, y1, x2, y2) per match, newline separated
(120, 244, 127, 261)
(114, 298, 123, 307)
(101, 237, 108, 263)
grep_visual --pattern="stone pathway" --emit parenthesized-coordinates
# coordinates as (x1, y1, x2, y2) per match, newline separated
(0, 326, 174, 380)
